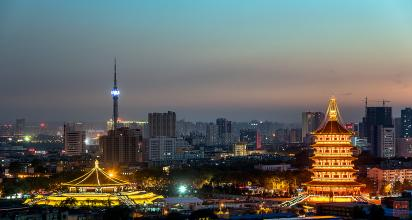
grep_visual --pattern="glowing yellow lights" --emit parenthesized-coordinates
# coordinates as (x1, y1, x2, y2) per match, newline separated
(24, 135, 31, 142)
(25, 160, 163, 207)
(303, 97, 365, 202)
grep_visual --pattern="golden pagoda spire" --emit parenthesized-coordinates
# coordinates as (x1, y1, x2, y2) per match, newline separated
(325, 96, 341, 122)
(95, 159, 99, 168)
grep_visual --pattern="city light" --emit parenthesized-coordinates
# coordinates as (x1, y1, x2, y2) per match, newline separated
(178, 185, 187, 194)
(111, 89, 120, 96)
(24, 135, 31, 142)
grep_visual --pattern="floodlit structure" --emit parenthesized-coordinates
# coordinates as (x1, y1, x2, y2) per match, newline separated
(24, 160, 163, 207)
(280, 97, 366, 207)
(304, 97, 365, 203)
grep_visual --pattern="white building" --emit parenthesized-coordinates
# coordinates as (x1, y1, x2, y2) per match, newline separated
(149, 137, 176, 162)
(378, 126, 395, 158)
(63, 123, 86, 156)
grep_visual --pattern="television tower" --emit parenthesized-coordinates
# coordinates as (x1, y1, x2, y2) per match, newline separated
(110, 58, 120, 130)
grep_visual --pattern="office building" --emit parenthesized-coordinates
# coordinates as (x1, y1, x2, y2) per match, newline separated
(100, 127, 143, 166)
(148, 111, 176, 138)
(289, 128, 302, 143)
(301, 112, 324, 143)
(63, 122, 86, 156)
(206, 123, 219, 146)
(148, 136, 176, 162)
(377, 126, 395, 158)
(274, 128, 290, 143)
(14, 118, 25, 138)
(239, 129, 261, 150)
(401, 108, 412, 138)
(361, 106, 393, 157)
(216, 118, 232, 145)
(396, 138, 412, 158)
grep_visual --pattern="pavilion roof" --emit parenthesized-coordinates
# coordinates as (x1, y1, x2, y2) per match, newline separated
(62, 160, 129, 187)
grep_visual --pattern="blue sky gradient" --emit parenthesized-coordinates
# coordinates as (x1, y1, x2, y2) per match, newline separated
(1, 0, 412, 122)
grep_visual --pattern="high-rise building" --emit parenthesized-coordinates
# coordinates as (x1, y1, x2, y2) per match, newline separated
(216, 118, 232, 145)
(148, 136, 176, 162)
(396, 138, 412, 158)
(14, 118, 25, 138)
(401, 108, 412, 138)
(301, 112, 324, 143)
(100, 127, 143, 166)
(361, 106, 393, 157)
(64, 123, 86, 156)
(239, 129, 261, 150)
(304, 97, 364, 203)
(289, 128, 302, 143)
(377, 126, 395, 158)
(206, 123, 219, 146)
(148, 111, 176, 138)
(274, 128, 290, 143)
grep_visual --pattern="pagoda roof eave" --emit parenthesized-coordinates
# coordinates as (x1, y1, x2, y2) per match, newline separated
(310, 168, 357, 172)
(310, 156, 356, 160)
(303, 181, 365, 187)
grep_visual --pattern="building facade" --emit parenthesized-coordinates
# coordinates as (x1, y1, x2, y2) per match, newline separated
(377, 126, 395, 158)
(301, 112, 324, 143)
(100, 127, 143, 167)
(148, 111, 176, 138)
(367, 167, 412, 193)
(401, 108, 412, 138)
(396, 138, 412, 158)
(361, 106, 393, 157)
(63, 123, 86, 156)
(216, 118, 232, 145)
(206, 123, 219, 146)
(233, 142, 247, 156)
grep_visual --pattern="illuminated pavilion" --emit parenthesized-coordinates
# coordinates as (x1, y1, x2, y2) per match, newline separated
(303, 97, 366, 203)
(24, 160, 163, 207)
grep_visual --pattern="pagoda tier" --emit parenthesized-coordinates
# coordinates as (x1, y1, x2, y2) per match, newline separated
(303, 97, 365, 199)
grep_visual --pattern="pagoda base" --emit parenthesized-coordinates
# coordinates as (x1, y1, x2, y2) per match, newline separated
(306, 195, 356, 203)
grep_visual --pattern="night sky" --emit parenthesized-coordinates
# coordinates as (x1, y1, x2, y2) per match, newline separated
(1, 0, 412, 123)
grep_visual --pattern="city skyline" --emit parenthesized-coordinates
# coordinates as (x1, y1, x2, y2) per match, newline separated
(2, 0, 412, 122)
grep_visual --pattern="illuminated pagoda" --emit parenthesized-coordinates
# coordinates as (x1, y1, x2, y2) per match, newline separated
(303, 97, 365, 203)
(25, 160, 163, 207)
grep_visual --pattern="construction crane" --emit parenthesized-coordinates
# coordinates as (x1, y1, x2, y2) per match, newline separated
(365, 97, 391, 107)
